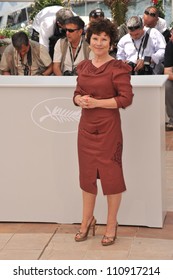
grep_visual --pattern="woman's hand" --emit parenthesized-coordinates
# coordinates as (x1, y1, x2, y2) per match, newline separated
(75, 95, 97, 109)
(75, 95, 118, 109)
(81, 95, 96, 109)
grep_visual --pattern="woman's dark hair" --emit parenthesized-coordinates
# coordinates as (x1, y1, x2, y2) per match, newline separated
(12, 31, 29, 50)
(86, 19, 118, 47)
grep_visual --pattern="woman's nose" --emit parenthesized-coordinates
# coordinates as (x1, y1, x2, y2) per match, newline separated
(96, 40, 102, 45)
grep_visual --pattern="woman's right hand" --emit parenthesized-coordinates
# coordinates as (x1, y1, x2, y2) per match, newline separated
(75, 95, 99, 109)
(75, 95, 89, 108)
(74, 95, 82, 106)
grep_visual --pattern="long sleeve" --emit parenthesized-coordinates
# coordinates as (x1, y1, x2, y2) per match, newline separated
(39, 18, 55, 50)
(112, 62, 134, 109)
(150, 28, 166, 64)
(117, 29, 166, 66)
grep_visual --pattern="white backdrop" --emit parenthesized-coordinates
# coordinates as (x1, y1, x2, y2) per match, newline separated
(0, 75, 167, 227)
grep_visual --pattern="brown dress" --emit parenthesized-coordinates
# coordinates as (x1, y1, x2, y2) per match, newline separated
(74, 59, 133, 195)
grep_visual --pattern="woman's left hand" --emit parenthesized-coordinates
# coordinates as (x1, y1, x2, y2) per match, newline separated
(80, 95, 97, 109)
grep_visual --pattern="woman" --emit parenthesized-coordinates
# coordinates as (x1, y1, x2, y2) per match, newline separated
(73, 19, 133, 246)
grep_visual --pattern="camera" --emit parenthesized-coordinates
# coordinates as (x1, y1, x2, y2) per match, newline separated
(143, 56, 151, 65)
(128, 61, 137, 75)
(63, 68, 77, 76)
(24, 65, 29, 76)
(142, 56, 153, 75)
(128, 56, 153, 75)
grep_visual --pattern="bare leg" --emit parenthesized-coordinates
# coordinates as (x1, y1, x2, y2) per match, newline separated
(80, 190, 96, 232)
(75, 190, 96, 241)
(103, 193, 122, 242)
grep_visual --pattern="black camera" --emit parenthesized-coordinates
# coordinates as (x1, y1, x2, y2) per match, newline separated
(63, 68, 77, 76)
(144, 56, 151, 65)
(128, 61, 137, 75)
(142, 56, 153, 75)
(24, 65, 29, 76)
(128, 56, 153, 75)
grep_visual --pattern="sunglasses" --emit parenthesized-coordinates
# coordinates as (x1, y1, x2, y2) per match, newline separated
(127, 25, 141, 31)
(65, 28, 80, 33)
(90, 12, 103, 18)
(144, 10, 156, 17)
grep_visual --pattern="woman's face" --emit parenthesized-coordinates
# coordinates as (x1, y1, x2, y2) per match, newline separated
(90, 32, 110, 56)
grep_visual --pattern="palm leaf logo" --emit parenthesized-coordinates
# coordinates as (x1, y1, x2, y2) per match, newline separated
(39, 106, 81, 123)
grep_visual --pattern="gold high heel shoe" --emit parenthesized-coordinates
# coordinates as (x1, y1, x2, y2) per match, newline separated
(75, 216, 96, 242)
(101, 223, 118, 246)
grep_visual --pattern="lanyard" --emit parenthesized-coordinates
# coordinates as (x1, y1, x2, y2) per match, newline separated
(69, 40, 83, 70)
(16, 51, 31, 75)
(132, 34, 146, 60)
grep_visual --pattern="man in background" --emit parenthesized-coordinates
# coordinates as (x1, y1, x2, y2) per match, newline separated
(164, 30, 173, 131)
(84, 8, 105, 33)
(53, 16, 92, 76)
(31, 5, 63, 43)
(31, 6, 74, 58)
(117, 16, 166, 75)
(118, 5, 170, 42)
(89, 8, 104, 23)
(143, 5, 170, 43)
(0, 31, 52, 75)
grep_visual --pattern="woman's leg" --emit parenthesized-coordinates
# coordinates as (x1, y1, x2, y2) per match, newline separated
(104, 193, 122, 237)
(79, 190, 97, 233)
(75, 190, 96, 241)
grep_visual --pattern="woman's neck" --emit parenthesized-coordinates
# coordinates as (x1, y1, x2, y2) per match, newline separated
(92, 54, 114, 68)
(93, 54, 112, 63)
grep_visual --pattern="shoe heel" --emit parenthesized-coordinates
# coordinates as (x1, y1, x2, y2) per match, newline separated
(115, 222, 118, 239)
(92, 224, 95, 236)
(101, 222, 118, 246)
(91, 219, 96, 236)
(75, 216, 96, 242)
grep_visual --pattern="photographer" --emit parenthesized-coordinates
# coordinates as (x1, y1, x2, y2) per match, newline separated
(117, 16, 166, 75)
(164, 33, 173, 131)
(0, 31, 52, 76)
(53, 16, 93, 76)
(31, 6, 74, 58)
